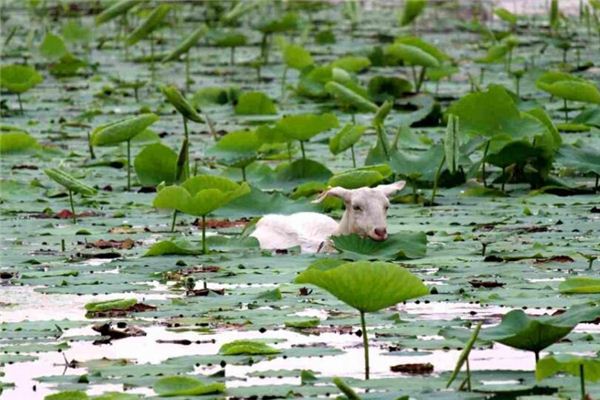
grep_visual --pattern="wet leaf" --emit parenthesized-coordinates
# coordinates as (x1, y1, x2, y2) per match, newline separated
(153, 376, 225, 397)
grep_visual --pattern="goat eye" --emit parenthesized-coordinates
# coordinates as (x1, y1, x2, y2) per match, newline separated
(353, 205, 362, 211)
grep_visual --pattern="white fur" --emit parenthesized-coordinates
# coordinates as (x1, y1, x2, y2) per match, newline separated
(250, 181, 406, 253)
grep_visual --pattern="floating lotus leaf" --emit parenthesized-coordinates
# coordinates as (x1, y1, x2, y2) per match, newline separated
(295, 260, 428, 313)
(207, 130, 261, 169)
(556, 144, 600, 175)
(234, 91, 277, 115)
(330, 56, 371, 73)
(331, 232, 427, 261)
(559, 277, 600, 294)
(153, 376, 225, 397)
(219, 340, 280, 355)
(0, 64, 43, 94)
(91, 113, 159, 146)
(85, 299, 137, 313)
(0, 130, 38, 154)
(153, 175, 250, 217)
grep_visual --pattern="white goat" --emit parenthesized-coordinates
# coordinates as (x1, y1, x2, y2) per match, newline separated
(250, 181, 406, 253)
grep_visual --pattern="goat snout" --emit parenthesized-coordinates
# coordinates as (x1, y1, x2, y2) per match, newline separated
(371, 227, 388, 241)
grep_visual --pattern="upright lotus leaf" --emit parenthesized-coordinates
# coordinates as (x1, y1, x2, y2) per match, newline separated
(559, 277, 600, 294)
(399, 0, 427, 26)
(45, 168, 97, 223)
(234, 91, 277, 115)
(330, 56, 371, 73)
(208, 29, 247, 65)
(556, 144, 600, 177)
(96, 0, 141, 25)
(162, 25, 208, 63)
(536, 354, 600, 382)
(126, 4, 171, 46)
(479, 302, 600, 361)
(134, 143, 177, 186)
(275, 113, 339, 159)
(329, 124, 366, 167)
(0, 130, 38, 154)
(92, 113, 159, 191)
(394, 36, 450, 63)
(219, 340, 280, 355)
(282, 43, 314, 70)
(367, 76, 412, 103)
(296, 260, 428, 379)
(153, 175, 250, 252)
(536, 71, 600, 104)
(495, 8, 518, 25)
(295, 260, 428, 314)
(390, 144, 443, 199)
(328, 169, 384, 189)
(385, 43, 439, 68)
(161, 85, 203, 123)
(297, 65, 333, 99)
(39, 32, 68, 61)
(206, 130, 262, 180)
(0, 64, 43, 113)
(153, 376, 225, 397)
(325, 81, 378, 113)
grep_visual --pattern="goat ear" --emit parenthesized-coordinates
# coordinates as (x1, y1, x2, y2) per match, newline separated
(311, 187, 352, 203)
(376, 180, 406, 197)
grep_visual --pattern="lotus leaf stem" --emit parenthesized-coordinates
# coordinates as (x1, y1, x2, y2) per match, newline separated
(482, 140, 490, 187)
(230, 46, 235, 65)
(86, 130, 96, 159)
(580, 363, 586, 400)
(281, 66, 288, 100)
(61, 239, 65, 252)
(170, 210, 177, 232)
(416, 67, 427, 93)
(126, 139, 131, 191)
(241, 166, 247, 182)
(563, 99, 569, 122)
(150, 33, 155, 80)
(201, 215, 207, 254)
(431, 153, 446, 206)
(465, 357, 472, 391)
(350, 145, 356, 168)
(16, 93, 23, 114)
(360, 311, 369, 380)
(300, 141, 306, 160)
(68, 190, 76, 224)
(185, 51, 191, 92)
(183, 116, 190, 177)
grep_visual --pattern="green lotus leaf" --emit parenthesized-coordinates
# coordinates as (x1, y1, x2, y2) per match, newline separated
(559, 277, 600, 294)
(330, 56, 371, 73)
(573, 107, 600, 128)
(44, 391, 89, 400)
(329, 124, 367, 155)
(480, 302, 600, 353)
(282, 43, 313, 70)
(297, 65, 333, 99)
(234, 91, 277, 115)
(295, 260, 428, 313)
(495, 7, 518, 24)
(325, 81, 378, 112)
(219, 340, 280, 355)
(385, 43, 439, 68)
(332, 232, 427, 261)
(541, 81, 600, 104)
(39, 32, 68, 61)
(367, 76, 413, 103)
(93, 392, 140, 400)
(84, 298, 137, 312)
(394, 36, 449, 62)
(126, 4, 171, 46)
(153, 376, 225, 397)
(399, 0, 427, 26)
(0, 130, 38, 154)
(96, 0, 141, 25)
(257, 12, 298, 34)
(328, 170, 384, 189)
(485, 140, 545, 168)
(208, 29, 247, 48)
(284, 319, 320, 329)
(556, 144, 600, 175)
(161, 85, 203, 123)
(478, 43, 510, 63)
(134, 143, 177, 186)
(275, 113, 339, 141)
(390, 143, 444, 182)
(162, 25, 208, 62)
(536, 354, 600, 382)
(153, 175, 250, 216)
(91, 113, 159, 146)
(207, 130, 261, 168)
(0, 64, 43, 94)
(44, 168, 97, 196)
(536, 70, 581, 91)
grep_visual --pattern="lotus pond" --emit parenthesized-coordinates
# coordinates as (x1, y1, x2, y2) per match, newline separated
(1, 0, 600, 399)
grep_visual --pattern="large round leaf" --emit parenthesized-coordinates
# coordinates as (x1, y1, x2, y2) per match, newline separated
(295, 260, 428, 313)
(153, 376, 225, 397)
(153, 175, 250, 216)
(206, 130, 261, 168)
(367, 76, 412, 103)
(0, 64, 43, 94)
(331, 232, 427, 260)
(556, 144, 600, 175)
(536, 354, 600, 382)
(234, 92, 277, 115)
(394, 36, 449, 63)
(134, 143, 177, 186)
(91, 113, 159, 146)
(275, 113, 339, 141)
(282, 43, 313, 70)
(328, 170, 384, 189)
(161, 85, 203, 123)
(0, 130, 38, 154)
(542, 81, 600, 104)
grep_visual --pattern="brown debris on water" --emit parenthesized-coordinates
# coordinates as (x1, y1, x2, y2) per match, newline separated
(86, 303, 156, 318)
(92, 322, 146, 341)
(469, 279, 506, 288)
(86, 238, 135, 250)
(390, 363, 434, 374)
